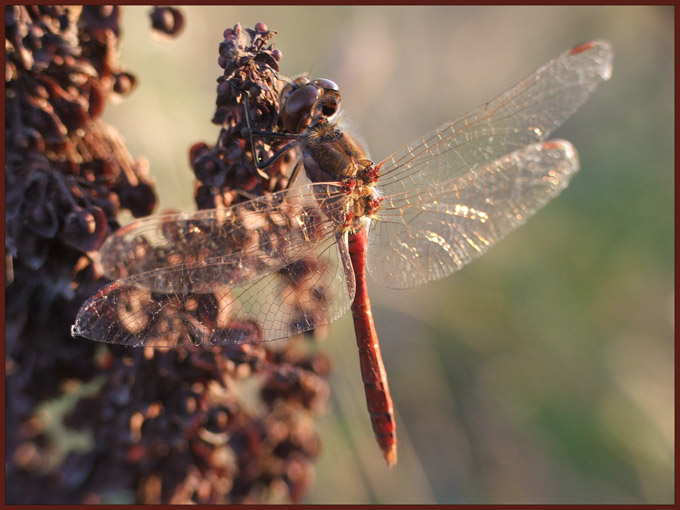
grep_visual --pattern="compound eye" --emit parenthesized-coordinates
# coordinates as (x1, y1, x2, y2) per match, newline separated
(281, 76, 311, 100)
(281, 83, 319, 133)
(280, 77, 306, 105)
(284, 83, 319, 116)
(312, 78, 339, 92)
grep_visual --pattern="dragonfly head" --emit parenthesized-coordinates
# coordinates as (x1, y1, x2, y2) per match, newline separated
(280, 76, 341, 134)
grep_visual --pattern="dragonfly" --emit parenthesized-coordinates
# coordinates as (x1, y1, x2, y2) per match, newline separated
(73, 40, 613, 467)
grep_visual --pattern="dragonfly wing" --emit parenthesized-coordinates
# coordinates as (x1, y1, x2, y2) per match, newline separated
(97, 183, 349, 293)
(368, 40, 612, 289)
(73, 182, 357, 346)
(368, 140, 579, 288)
(375, 41, 612, 192)
(72, 232, 356, 346)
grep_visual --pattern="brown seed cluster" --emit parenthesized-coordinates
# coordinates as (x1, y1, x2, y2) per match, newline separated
(190, 22, 296, 210)
(59, 343, 328, 503)
(5, 5, 156, 295)
(6, 10, 330, 505)
(149, 6, 184, 39)
(5, 4, 154, 503)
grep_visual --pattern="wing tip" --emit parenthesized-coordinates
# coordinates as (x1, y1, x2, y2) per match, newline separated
(541, 139, 580, 175)
(570, 39, 614, 82)
(542, 138, 576, 156)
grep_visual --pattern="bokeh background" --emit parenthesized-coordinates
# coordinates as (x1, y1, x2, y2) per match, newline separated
(102, 6, 673, 504)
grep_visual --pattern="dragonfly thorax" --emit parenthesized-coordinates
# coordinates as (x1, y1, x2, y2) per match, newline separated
(302, 123, 373, 181)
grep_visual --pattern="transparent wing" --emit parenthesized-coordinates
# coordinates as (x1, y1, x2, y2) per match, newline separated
(97, 183, 349, 293)
(73, 184, 357, 346)
(368, 40, 613, 289)
(369, 140, 579, 288)
(72, 234, 355, 346)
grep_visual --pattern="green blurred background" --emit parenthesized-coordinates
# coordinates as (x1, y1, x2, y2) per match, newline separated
(103, 6, 673, 504)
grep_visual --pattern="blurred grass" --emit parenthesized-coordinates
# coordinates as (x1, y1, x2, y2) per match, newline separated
(103, 5, 674, 504)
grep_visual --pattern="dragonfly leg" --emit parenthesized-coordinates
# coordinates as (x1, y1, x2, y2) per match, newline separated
(285, 160, 303, 189)
(242, 94, 300, 177)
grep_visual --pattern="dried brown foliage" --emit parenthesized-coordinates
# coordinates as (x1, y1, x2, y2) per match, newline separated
(6, 7, 328, 504)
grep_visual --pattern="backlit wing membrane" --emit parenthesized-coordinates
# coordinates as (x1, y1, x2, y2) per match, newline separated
(368, 41, 613, 288)
(369, 140, 578, 288)
(97, 184, 348, 292)
(73, 184, 357, 346)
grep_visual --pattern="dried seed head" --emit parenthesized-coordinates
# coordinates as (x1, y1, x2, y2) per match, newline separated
(149, 7, 185, 39)
(193, 22, 296, 209)
(5, 4, 155, 503)
(8, 13, 329, 505)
